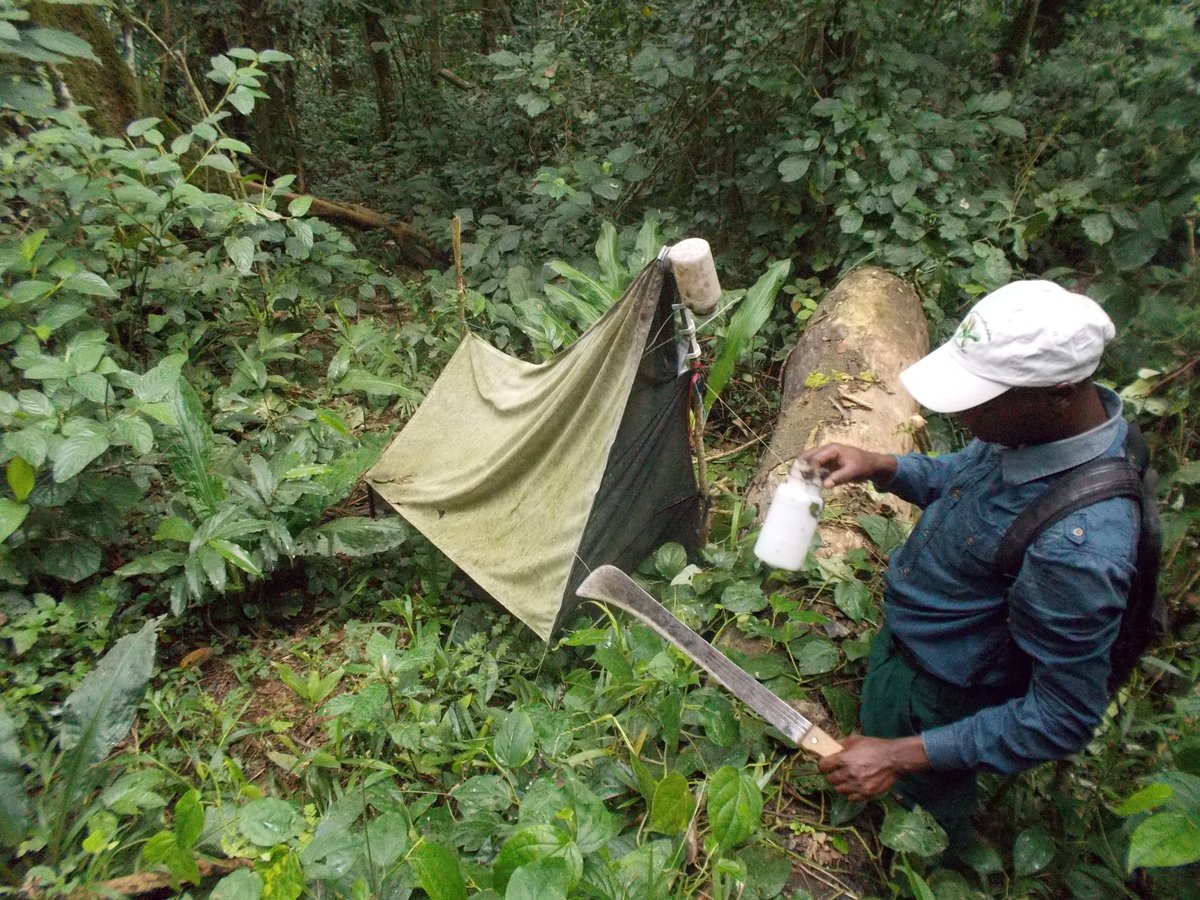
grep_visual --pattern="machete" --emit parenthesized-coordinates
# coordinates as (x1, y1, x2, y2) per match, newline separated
(577, 565, 843, 758)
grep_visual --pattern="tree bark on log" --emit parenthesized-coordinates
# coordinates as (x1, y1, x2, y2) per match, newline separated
(748, 267, 930, 554)
(246, 183, 438, 266)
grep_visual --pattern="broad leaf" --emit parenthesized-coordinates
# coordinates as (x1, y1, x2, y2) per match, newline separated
(494, 709, 535, 768)
(0, 499, 29, 543)
(238, 798, 304, 847)
(1127, 813, 1200, 870)
(879, 803, 947, 857)
(295, 517, 407, 557)
(707, 766, 761, 849)
(0, 706, 29, 847)
(1012, 826, 1054, 876)
(411, 841, 467, 900)
(52, 431, 109, 483)
(59, 618, 161, 765)
(705, 259, 790, 413)
(492, 824, 582, 892)
(647, 771, 694, 835)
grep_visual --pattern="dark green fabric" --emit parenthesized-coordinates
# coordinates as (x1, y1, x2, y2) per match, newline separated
(367, 260, 700, 641)
(860, 625, 1007, 856)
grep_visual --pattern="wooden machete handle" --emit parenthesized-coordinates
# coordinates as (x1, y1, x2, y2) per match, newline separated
(799, 725, 843, 758)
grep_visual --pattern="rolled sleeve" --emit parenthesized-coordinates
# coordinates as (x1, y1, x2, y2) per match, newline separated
(880, 449, 964, 509)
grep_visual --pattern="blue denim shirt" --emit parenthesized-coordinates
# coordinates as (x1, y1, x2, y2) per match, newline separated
(879, 386, 1138, 775)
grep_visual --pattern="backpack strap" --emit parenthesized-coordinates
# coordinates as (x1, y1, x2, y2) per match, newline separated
(996, 458, 1143, 578)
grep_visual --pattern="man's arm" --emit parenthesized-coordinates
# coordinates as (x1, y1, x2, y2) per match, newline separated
(920, 507, 1135, 774)
(801, 442, 971, 509)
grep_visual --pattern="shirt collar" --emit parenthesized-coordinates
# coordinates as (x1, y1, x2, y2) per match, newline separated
(997, 385, 1126, 486)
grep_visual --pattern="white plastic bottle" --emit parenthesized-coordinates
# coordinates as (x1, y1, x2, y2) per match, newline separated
(753, 459, 824, 570)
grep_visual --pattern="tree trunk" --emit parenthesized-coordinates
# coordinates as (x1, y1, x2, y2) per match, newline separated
(363, 11, 396, 135)
(29, 1, 142, 136)
(747, 267, 930, 555)
(242, 1, 301, 182)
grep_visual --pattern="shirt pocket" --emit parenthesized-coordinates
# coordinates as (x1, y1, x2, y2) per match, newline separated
(955, 506, 1005, 582)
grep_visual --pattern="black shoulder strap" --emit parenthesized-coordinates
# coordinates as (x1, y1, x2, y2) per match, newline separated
(996, 458, 1143, 578)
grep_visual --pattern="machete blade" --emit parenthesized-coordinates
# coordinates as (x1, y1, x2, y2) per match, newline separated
(577, 565, 843, 758)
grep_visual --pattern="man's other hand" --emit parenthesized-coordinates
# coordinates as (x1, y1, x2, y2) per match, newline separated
(800, 443, 898, 488)
(817, 734, 930, 803)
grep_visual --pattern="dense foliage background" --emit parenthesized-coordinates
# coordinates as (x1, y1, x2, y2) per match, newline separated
(1, 0, 1198, 897)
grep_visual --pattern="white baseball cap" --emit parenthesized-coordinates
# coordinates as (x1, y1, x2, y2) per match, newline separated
(899, 280, 1116, 413)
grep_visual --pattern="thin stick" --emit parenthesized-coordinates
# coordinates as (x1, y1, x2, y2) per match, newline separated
(691, 376, 712, 543)
(452, 215, 466, 336)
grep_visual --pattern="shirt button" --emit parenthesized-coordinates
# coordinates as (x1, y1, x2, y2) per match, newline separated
(1072, 527, 1084, 537)
(902, 566, 911, 575)
(950, 488, 962, 499)
(966, 536, 975, 545)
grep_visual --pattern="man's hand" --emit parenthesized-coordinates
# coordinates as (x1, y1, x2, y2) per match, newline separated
(800, 443, 898, 488)
(818, 735, 930, 803)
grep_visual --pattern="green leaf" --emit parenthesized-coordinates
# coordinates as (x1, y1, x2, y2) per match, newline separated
(493, 825, 581, 892)
(901, 861, 937, 900)
(39, 540, 102, 582)
(546, 259, 619, 308)
(0, 499, 29, 543)
(127, 118, 163, 139)
(27, 26, 99, 62)
(287, 196, 313, 217)
(778, 156, 810, 183)
(295, 517, 407, 557)
(840, 209, 864, 233)
(59, 618, 160, 766)
(52, 431, 109, 482)
(258, 49, 294, 64)
(200, 153, 237, 173)
(115, 550, 185, 577)
(209, 538, 262, 576)
(1127, 813, 1200, 870)
(168, 380, 224, 516)
(720, 580, 767, 614)
(1115, 783, 1173, 816)
(1013, 826, 1054, 876)
(174, 790, 203, 849)
(154, 517, 195, 543)
(494, 709, 535, 768)
(6, 457, 34, 502)
(647, 771, 694, 835)
(833, 579, 874, 623)
(879, 803, 947, 857)
(6, 429, 48, 468)
(224, 236, 255, 276)
(211, 869, 263, 900)
(0, 706, 29, 848)
(654, 542, 688, 579)
(594, 221, 623, 291)
(989, 116, 1027, 139)
(1082, 214, 1114, 245)
(411, 841, 467, 900)
(857, 513, 909, 556)
(516, 93, 550, 117)
(792, 636, 839, 675)
(506, 857, 571, 900)
(708, 766, 761, 849)
(705, 259, 790, 412)
(338, 371, 421, 401)
(64, 271, 116, 298)
(238, 798, 304, 847)
(135, 353, 186, 403)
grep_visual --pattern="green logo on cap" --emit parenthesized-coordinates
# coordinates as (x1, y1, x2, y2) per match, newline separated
(955, 313, 985, 349)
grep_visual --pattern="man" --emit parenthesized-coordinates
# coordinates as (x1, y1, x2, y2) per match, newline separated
(802, 280, 1138, 853)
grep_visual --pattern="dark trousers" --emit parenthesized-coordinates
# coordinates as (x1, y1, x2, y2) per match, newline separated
(860, 625, 1010, 856)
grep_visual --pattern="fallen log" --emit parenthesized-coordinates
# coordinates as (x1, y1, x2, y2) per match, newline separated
(748, 267, 929, 555)
(246, 182, 439, 267)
